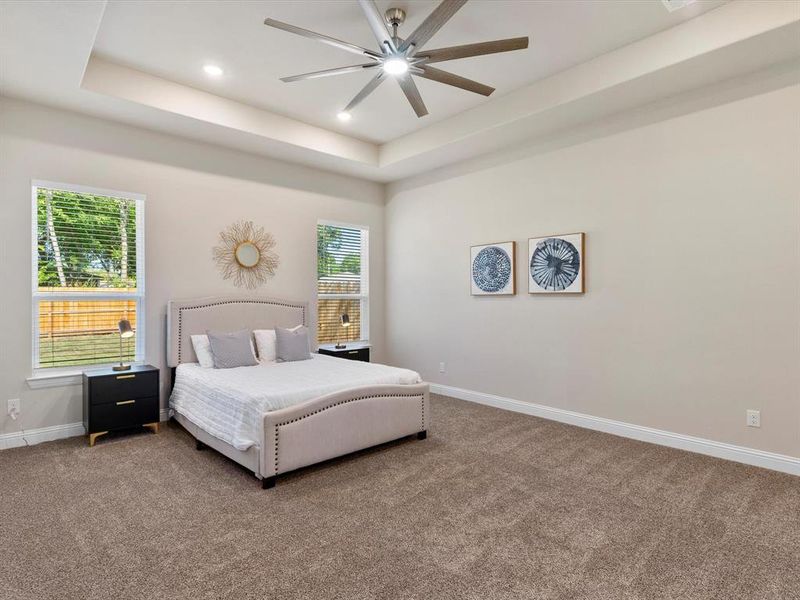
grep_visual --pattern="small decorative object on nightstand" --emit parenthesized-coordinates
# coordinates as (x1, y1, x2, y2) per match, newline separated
(83, 364, 160, 447)
(318, 342, 370, 362)
(335, 313, 351, 349)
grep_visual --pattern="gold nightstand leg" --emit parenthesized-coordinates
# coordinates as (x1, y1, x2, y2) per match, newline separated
(143, 422, 160, 434)
(89, 431, 108, 447)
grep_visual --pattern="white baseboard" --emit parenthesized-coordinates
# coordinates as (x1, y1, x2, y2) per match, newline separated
(0, 408, 172, 450)
(0, 422, 86, 450)
(430, 383, 800, 477)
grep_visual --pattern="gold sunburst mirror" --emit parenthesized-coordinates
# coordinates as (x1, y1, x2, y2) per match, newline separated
(213, 220, 279, 289)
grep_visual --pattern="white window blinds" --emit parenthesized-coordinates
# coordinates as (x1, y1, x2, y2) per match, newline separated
(33, 183, 145, 369)
(317, 223, 368, 345)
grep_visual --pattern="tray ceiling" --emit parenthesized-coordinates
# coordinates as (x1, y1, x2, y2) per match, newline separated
(92, 0, 726, 143)
(3, 1, 798, 182)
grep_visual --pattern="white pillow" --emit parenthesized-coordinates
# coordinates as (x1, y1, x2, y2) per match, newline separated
(253, 329, 277, 363)
(191, 334, 215, 368)
(254, 325, 304, 363)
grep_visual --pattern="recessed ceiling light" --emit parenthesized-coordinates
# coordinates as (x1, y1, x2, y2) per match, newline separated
(203, 64, 223, 77)
(337, 111, 352, 122)
(661, 0, 697, 12)
(382, 58, 408, 76)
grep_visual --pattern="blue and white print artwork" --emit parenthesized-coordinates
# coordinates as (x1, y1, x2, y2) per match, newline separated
(528, 233, 584, 294)
(470, 241, 515, 295)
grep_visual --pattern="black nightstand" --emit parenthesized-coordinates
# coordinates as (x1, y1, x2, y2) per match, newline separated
(317, 343, 370, 362)
(82, 364, 160, 446)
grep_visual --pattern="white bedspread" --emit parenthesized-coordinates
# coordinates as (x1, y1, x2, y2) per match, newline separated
(169, 354, 421, 451)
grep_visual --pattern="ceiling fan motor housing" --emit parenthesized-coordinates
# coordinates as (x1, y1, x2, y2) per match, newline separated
(384, 8, 406, 28)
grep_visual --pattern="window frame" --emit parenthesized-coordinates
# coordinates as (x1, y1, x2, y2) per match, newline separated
(316, 219, 369, 344)
(30, 180, 146, 378)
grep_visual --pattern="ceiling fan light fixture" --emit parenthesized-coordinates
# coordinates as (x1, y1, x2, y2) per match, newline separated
(337, 111, 352, 121)
(383, 57, 409, 75)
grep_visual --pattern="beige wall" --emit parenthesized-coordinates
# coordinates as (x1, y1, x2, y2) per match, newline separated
(0, 98, 385, 436)
(385, 84, 800, 458)
(2, 83, 798, 460)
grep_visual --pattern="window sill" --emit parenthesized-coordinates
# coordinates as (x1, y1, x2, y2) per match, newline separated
(26, 363, 145, 389)
(27, 370, 83, 389)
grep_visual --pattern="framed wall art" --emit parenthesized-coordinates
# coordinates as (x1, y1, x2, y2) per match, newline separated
(470, 241, 516, 296)
(528, 233, 584, 294)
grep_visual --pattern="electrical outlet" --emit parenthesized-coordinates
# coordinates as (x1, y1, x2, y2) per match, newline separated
(439, 362, 446, 373)
(7, 398, 21, 419)
(746, 409, 760, 428)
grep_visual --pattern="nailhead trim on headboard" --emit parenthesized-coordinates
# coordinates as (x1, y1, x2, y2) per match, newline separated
(272, 393, 425, 473)
(176, 299, 306, 364)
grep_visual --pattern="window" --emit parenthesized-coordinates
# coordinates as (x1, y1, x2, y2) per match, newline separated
(317, 222, 368, 345)
(32, 181, 145, 371)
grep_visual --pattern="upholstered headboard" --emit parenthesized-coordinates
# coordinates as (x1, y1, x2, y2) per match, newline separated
(167, 296, 307, 367)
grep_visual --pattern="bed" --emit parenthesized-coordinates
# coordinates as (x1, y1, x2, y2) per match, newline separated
(167, 296, 430, 489)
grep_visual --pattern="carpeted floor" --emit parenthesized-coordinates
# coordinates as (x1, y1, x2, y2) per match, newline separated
(1, 394, 798, 600)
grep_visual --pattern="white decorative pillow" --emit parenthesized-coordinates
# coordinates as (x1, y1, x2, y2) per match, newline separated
(190, 334, 215, 368)
(253, 329, 277, 363)
(254, 326, 303, 363)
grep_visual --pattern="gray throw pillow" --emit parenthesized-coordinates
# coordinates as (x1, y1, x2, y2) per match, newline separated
(206, 329, 258, 369)
(275, 326, 312, 362)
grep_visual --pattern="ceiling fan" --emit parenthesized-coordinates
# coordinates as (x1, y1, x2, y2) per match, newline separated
(263, 0, 529, 119)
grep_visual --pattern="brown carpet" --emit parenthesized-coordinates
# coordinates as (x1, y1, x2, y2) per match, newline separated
(0, 394, 798, 600)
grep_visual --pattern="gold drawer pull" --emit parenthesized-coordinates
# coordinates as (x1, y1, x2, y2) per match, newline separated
(116, 400, 136, 406)
(116, 374, 136, 380)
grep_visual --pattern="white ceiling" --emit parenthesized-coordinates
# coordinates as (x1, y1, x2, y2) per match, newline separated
(2, 1, 798, 182)
(93, 0, 727, 143)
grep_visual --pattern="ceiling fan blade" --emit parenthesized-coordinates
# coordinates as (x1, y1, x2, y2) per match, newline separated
(342, 71, 387, 112)
(397, 75, 428, 117)
(418, 65, 494, 96)
(264, 18, 380, 60)
(280, 63, 379, 83)
(417, 37, 529, 64)
(357, 0, 396, 54)
(400, 0, 467, 54)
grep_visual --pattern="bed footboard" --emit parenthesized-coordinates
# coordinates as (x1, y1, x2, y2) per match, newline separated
(261, 383, 430, 483)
